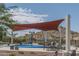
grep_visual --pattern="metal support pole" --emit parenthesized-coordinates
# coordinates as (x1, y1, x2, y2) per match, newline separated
(41, 31, 45, 50)
(43, 31, 48, 50)
(65, 15, 71, 55)
(31, 32, 33, 44)
(11, 31, 14, 44)
(29, 31, 33, 44)
(58, 26, 62, 55)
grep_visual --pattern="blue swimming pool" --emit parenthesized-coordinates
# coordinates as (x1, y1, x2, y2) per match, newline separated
(17, 44, 47, 48)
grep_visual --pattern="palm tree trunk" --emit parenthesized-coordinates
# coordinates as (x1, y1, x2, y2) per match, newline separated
(1, 23, 3, 41)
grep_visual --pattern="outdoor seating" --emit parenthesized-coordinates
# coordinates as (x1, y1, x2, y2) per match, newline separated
(10, 46, 14, 50)
(71, 50, 76, 56)
(54, 51, 58, 56)
(15, 46, 19, 50)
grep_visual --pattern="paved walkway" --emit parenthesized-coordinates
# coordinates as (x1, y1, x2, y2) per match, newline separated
(0, 46, 79, 56)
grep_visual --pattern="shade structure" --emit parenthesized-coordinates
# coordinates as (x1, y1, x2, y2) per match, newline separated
(9, 19, 64, 31)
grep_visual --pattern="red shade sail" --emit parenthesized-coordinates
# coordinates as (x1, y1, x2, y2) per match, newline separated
(9, 19, 64, 31)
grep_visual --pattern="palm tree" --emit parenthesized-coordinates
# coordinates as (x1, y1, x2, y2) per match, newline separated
(0, 3, 5, 14)
(0, 3, 16, 42)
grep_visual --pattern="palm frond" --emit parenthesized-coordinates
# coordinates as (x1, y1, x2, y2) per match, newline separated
(0, 3, 7, 13)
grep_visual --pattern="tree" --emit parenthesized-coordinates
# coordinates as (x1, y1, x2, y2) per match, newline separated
(0, 3, 16, 41)
(0, 3, 5, 13)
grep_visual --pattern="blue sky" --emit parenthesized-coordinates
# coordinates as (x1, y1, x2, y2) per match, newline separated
(5, 3, 79, 32)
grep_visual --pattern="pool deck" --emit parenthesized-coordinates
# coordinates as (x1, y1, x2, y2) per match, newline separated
(0, 46, 64, 56)
(0, 47, 75, 55)
(0, 46, 79, 56)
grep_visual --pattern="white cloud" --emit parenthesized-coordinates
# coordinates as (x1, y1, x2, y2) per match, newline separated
(9, 7, 48, 24)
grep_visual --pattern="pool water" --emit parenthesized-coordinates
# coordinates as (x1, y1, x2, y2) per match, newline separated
(17, 44, 47, 48)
